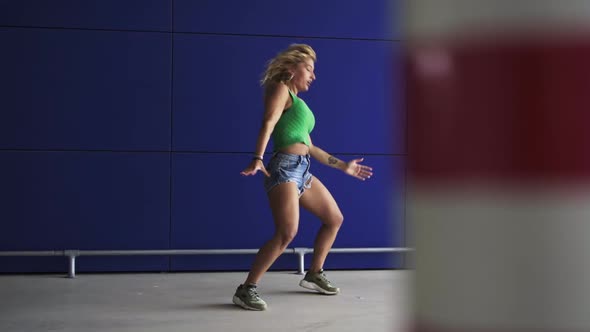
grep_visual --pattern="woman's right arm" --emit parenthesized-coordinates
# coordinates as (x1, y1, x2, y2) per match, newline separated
(240, 83, 290, 177)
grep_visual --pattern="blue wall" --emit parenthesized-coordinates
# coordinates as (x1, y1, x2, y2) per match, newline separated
(0, 0, 405, 273)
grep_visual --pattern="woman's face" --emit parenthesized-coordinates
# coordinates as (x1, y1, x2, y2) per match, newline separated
(290, 58, 316, 93)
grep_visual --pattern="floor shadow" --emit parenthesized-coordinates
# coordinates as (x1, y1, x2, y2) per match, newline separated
(181, 303, 244, 311)
(266, 290, 325, 296)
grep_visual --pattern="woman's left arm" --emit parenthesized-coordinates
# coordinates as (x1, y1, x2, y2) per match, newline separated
(308, 135, 373, 181)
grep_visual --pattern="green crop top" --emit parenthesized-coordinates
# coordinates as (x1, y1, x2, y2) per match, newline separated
(271, 90, 316, 151)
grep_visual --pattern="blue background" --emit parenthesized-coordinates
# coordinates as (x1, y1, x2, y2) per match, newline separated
(0, 0, 404, 273)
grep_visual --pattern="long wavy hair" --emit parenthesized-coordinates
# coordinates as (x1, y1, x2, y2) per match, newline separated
(260, 44, 317, 86)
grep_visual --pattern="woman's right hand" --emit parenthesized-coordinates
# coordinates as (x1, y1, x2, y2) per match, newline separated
(240, 159, 270, 177)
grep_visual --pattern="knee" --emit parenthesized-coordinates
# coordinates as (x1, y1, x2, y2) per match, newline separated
(276, 227, 298, 247)
(327, 212, 344, 229)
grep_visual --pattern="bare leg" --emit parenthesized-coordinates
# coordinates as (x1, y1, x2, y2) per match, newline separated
(299, 176, 344, 273)
(244, 182, 300, 285)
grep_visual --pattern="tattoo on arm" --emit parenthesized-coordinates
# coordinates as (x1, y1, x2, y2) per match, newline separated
(328, 156, 338, 165)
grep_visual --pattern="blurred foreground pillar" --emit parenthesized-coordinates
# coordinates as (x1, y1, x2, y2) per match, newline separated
(406, 1, 590, 331)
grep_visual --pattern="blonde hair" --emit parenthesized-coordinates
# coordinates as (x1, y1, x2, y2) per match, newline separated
(260, 44, 317, 86)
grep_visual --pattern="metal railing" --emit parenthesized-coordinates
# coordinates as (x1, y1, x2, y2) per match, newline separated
(0, 247, 414, 278)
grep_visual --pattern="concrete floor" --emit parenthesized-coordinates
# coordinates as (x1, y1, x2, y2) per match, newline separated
(0, 270, 412, 332)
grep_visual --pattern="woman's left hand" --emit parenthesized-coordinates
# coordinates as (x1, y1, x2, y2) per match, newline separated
(344, 158, 373, 181)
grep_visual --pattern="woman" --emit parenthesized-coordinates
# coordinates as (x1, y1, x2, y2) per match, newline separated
(234, 44, 373, 311)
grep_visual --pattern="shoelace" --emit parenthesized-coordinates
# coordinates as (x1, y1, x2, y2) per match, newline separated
(246, 287, 261, 300)
(316, 271, 332, 285)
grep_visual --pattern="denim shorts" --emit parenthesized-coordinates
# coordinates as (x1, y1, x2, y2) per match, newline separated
(264, 152, 313, 196)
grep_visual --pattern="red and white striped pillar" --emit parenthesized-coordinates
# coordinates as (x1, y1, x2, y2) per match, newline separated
(405, 1, 590, 331)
